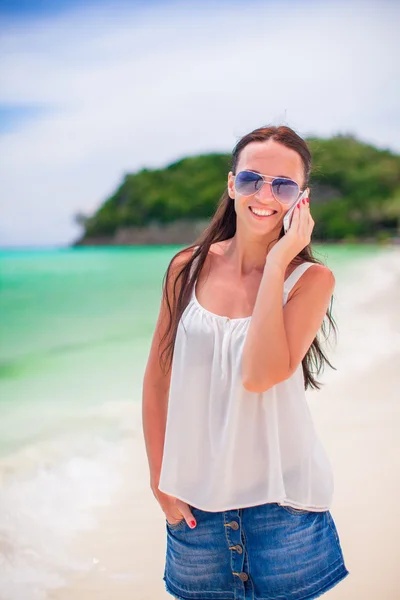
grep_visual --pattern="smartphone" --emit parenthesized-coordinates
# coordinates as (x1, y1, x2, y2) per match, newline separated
(283, 190, 308, 234)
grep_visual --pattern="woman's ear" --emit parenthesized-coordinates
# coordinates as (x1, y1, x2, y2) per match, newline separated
(227, 171, 235, 199)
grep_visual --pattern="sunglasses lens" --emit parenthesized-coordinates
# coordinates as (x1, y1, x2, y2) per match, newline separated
(235, 171, 263, 196)
(272, 178, 299, 204)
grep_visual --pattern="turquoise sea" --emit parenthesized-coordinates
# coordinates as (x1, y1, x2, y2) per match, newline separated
(0, 243, 385, 598)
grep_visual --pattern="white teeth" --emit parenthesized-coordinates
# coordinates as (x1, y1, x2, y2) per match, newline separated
(250, 207, 276, 217)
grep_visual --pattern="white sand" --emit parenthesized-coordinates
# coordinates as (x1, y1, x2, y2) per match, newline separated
(51, 246, 400, 600)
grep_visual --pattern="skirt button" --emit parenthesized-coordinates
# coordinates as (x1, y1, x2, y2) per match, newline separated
(238, 572, 249, 582)
(227, 520, 239, 530)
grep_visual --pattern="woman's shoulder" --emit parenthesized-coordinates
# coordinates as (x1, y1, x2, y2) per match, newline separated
(300, 260, 334, 279)
(287, 260, 335, 297)
(289, 257, 332, 274)
(170, 246, 197, 270)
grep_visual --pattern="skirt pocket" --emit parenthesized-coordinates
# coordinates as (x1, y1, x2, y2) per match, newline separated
(276, 502, 310, 515)
(165, 517, 186, 532)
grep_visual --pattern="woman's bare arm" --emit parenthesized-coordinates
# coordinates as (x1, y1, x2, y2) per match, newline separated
(141, 249, 192, 490)
(241, 262, 335, 393)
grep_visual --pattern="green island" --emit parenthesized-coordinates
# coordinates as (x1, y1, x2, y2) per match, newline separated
(74, 134, 400, 246)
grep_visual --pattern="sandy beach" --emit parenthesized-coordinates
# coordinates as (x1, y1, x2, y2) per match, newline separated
(50, 246, 400, 600)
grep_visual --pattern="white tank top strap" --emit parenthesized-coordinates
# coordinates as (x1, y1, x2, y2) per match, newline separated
(283, 261, 316, 302)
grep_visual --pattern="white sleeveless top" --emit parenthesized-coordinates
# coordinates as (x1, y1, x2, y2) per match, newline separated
(158, 252, 334, 512)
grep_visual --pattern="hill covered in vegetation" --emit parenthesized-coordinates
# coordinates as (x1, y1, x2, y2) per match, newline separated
(74, 134, 400, 245)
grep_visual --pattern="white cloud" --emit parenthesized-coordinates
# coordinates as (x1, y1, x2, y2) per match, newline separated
(0, 0, 398, 246)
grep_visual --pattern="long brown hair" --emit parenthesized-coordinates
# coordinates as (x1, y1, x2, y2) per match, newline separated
(159, 125, 338, 390)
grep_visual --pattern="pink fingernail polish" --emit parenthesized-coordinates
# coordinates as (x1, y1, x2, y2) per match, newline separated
(190, 520, 196, 528)
(302, 198, 305, 204)
(297, 203, 300, 208)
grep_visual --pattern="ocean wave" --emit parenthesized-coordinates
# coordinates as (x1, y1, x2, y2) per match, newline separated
(0, 401, 141, 600)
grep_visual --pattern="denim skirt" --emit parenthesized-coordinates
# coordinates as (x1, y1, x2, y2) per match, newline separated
(163, 501, 349, 600)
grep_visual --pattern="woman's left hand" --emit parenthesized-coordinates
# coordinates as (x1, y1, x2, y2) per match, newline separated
(266, 198, 314, 268)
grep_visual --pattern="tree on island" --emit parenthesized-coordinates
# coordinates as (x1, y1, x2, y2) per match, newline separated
(74, 134, 400, 245)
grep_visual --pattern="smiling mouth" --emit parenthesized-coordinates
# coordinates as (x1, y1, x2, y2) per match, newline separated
(249, 207, 278, 218)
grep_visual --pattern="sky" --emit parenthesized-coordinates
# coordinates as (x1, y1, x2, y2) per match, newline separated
(0, 0, 399, 247)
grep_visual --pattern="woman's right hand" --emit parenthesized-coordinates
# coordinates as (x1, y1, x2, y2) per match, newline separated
(152, 485, 197, 528)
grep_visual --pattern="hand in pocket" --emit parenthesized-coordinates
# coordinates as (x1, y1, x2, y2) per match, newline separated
(153, 487, 197, 528)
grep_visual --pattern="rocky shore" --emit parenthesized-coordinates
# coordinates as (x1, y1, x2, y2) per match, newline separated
(74, 220, 211, 246)
(74, 220, 399, 247)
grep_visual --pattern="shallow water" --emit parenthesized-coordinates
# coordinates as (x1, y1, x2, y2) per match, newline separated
(0, 243, 395, 599)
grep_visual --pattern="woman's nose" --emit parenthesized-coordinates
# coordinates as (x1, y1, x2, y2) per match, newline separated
(254, 181, 274, 202)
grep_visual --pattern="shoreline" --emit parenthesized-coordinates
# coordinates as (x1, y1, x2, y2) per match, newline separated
(72, 219, 400, 248)
(1, 238, 399, 253)
(74, 237, 400, 247)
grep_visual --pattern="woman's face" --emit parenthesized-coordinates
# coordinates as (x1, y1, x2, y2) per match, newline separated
(227, 140, 309, 234)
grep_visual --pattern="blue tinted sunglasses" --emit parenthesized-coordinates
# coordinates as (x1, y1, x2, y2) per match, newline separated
(233, 170, 304, 205)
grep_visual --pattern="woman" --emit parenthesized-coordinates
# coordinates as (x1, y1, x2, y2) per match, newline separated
(142, 125, 350, 600)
